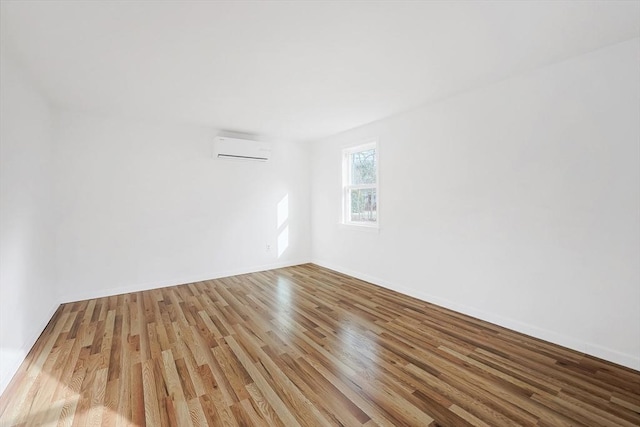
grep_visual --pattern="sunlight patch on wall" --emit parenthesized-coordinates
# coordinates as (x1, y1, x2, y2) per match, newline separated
(277, 194, 289, 229)
(277, 194, 289, 258)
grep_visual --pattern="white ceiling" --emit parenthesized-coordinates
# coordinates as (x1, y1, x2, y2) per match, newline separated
(1, 1, 639, 142)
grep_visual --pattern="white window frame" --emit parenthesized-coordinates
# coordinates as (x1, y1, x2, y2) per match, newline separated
(342, 141, 379, 228)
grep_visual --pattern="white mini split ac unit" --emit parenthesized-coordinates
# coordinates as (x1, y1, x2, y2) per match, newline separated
(213, 136, 271, 162)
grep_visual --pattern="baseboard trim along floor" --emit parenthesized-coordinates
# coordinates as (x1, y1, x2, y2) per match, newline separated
(1, 264, 638, 426)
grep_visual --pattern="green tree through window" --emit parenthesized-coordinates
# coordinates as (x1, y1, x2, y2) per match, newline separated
(343, 143, 378, 225)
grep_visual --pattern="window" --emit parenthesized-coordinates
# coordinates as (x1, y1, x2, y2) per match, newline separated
(342, 142, 378, 227)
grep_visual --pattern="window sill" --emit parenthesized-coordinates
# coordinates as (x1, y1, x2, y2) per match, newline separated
(339, 222, 380, 233)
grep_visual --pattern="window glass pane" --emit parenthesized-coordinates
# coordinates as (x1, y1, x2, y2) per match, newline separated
(350, 188, 377, 222)
(350, 149, 376, 185)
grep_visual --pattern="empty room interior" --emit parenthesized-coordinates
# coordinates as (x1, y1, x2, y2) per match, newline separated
(1, 1, 639, 426)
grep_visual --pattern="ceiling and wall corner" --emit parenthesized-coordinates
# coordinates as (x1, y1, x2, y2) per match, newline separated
(0, 0, 638, 141)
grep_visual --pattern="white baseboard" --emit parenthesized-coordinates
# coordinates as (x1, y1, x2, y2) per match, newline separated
(312, 259, 640, 371)
(58, 258, 311, 304)
(0, 302, 60, 396)
(6, 257, 634, 400)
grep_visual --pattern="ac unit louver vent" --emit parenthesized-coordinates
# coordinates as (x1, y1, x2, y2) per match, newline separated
(214, 137, 271, 162)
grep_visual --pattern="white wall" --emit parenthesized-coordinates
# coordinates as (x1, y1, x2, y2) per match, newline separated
(311, 38, 640, 369)
(1, 33, 637, 401)
(54, 112, 310, 302)
(0, 51, 59, 392)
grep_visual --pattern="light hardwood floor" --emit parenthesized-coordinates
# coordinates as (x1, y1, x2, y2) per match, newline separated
(0, 264, 638, 426)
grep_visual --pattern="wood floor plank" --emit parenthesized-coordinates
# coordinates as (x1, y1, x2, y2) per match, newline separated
(1, 263, 639, 426)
